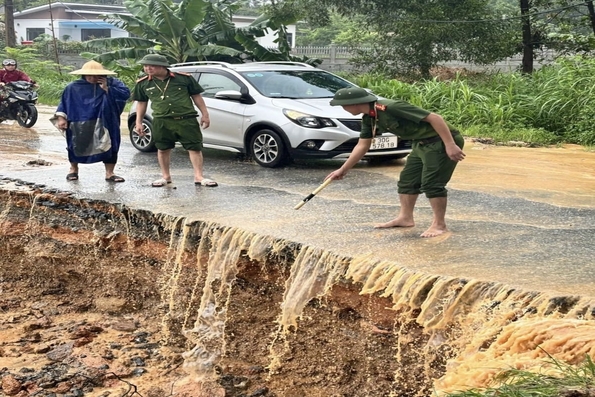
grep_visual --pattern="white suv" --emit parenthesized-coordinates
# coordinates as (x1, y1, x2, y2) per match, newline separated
(128, 61, 411, 168)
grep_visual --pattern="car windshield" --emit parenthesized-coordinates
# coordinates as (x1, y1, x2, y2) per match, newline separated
(239, 70, 355, 99)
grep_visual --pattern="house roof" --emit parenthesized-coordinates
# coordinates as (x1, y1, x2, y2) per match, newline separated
(12, 4, 291, 27)
(58, 21, 117, 29)
(14, 3, 128, 18)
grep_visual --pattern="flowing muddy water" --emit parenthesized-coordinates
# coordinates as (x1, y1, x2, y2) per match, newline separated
(2, 112, 595, 396)
(2, 184, 595, 397)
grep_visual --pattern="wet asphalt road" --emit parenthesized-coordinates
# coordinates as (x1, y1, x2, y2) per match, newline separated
(1, 106, 595, 297)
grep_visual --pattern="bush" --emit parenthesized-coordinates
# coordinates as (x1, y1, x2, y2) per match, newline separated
(349, 55, 595, 146)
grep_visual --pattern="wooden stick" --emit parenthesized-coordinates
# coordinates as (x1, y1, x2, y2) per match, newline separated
(294, 179, 332, 210)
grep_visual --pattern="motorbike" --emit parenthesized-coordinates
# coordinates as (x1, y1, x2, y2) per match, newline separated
(0, 80, 39, 128)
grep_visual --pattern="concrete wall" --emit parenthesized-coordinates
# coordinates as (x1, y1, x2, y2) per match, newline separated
(54, 45, 557, 74)
(291, 46, 557, 73)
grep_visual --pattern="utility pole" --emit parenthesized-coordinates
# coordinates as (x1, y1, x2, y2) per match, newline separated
(5, 0, 16, 47)
(48, 0, 62, 74)
(586, 1, 595, 37)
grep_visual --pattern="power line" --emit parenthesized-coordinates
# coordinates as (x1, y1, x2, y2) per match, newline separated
(372, 3, 587, 25)
(53, 1, 127, 29)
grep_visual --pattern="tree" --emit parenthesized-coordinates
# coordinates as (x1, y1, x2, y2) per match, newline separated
(296, 13, 376, 46)
(5, 0, 17, 47)
(86, 0, 243, 64)
(521, 0, 533, 73)
(84, 0, 316, 69)
(514, 0, 595, 73)
(316, 0, 518, 78)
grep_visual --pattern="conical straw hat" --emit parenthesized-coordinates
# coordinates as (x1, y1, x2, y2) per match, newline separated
(69, 60, 117, 75)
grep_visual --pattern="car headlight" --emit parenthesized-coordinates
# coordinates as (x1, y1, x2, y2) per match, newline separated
(283, 109, 336, 129)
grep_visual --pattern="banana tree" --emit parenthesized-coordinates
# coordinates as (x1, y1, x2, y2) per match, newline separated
(85, 0, 243, 65)
(234, 14, 321, 65)
(184, 0, 312, 63)
(85, 0, 318, 68)
(190, 4, 321, 65)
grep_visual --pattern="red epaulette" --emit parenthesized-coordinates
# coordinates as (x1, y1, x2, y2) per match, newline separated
(136, 75, 149, 83)
(174, 71, 191, 77)
(375, 103, 387, 111)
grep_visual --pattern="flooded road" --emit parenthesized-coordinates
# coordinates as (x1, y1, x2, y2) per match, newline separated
(1, 106, 594, 297)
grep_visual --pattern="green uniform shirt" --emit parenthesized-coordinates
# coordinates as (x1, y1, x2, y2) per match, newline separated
(361, 99, 442, 140)
(131, 71, 204, 118)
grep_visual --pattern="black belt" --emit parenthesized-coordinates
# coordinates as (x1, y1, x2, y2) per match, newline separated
(417, 130, 460, 145)
(170, 115, 196, 120)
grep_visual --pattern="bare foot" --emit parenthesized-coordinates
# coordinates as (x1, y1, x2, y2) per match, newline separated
(420, 225, 448, 238)
(374, 218, 415, 229)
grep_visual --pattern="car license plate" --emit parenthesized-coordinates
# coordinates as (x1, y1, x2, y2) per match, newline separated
(370, 136, 398, 150)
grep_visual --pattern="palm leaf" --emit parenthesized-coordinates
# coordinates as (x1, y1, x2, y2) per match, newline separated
(235, 34, 286, 61)
(81, 49, 153, 64)
(177, 0, 209, 30)
(102, 13, 160, 39)
(151, 0, 186, 37)
(184, 44, 243, 58)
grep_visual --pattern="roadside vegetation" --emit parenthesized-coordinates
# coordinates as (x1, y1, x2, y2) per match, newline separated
(9, 40, 594, 148)
(348, 55, 595, 147)
(3, 0, 595, 149)
(442, 355, 595, 397)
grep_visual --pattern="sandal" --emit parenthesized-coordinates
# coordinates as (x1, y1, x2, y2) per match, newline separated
(105, 175, 125, 183)
(66, 172, 78, 181)
(195, 178, 218, 187)
(152, 178, 172, 187)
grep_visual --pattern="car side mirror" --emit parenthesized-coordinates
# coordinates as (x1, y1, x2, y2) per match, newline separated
(214, 89, 256, 104)
(214, 90, 243, 100)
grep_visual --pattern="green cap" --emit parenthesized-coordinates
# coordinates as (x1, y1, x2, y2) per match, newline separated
(138, 54, 170, 67)
(330, 87, 377, 106)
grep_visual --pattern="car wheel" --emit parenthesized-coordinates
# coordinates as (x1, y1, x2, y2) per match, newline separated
(129, 118, 156, 152)
(250, 129, 287, 168)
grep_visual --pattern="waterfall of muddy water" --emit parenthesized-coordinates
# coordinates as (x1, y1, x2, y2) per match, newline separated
(3, 184, 595, 397)
(180, 224, 275, 381)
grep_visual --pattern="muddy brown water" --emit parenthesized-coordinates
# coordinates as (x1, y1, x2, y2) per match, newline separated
(1, 109, 595, 396)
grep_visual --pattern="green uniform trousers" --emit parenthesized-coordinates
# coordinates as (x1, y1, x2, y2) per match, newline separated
(397, 133, 464, 198)
(152, 116, 203, 151)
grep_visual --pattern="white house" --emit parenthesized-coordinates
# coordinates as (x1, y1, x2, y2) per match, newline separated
(13, 3, 129, 43)
(12, 3, 295, 47)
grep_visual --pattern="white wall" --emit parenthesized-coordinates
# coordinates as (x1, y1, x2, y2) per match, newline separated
(233, 20, 296, 48)
(15, 17, 295, 46)
(14, 19, 129, 43)
(14, 19, 51, 42)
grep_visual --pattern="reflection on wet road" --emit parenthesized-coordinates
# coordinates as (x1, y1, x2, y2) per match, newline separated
(1, 107, 594, 296)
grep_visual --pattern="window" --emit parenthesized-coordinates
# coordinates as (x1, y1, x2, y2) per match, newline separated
(81, 29, 111, 41)
(240, 70, 352, 99)
(198, 73, 242, 98)
(27, 28, 45, 41)
(286, 32, 294, 47)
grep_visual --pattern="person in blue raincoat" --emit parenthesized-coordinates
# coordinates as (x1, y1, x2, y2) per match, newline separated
(52, 61, 130, 182)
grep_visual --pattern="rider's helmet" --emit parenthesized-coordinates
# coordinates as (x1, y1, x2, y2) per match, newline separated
(2, 59, 17, 68)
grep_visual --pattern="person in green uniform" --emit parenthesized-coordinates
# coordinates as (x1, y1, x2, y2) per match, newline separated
(326, 87, 465, 237)
(132, 54, 217, 187)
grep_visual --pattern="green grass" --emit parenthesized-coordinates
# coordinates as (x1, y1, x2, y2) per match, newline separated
(346, 55, 595, 147)
(463, 125, 562, 147)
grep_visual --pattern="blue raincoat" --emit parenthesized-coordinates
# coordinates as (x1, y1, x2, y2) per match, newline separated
(57, 77, 130, 164)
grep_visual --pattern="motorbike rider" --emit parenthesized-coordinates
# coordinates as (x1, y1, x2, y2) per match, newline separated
(0, 59, 35, 103)
(0, 59, 34, 85)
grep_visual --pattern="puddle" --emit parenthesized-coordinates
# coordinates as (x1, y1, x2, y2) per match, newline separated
(2, 185, 595, 397)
